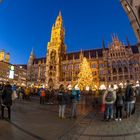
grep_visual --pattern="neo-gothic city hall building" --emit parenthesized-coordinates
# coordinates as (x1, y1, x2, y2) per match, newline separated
(27, 12, 140, 89)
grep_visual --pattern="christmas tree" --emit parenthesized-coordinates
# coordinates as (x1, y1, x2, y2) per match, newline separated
(78, 57, 93, 90)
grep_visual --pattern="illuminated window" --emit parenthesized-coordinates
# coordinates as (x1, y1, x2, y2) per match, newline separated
(62, 65, 66, 70)
(99, 63, 104, 68)
(99, 70, 104, 75)
(68, 65, 72, 69)
(75, 64, 79, 69)
(92, 64, 96, 68)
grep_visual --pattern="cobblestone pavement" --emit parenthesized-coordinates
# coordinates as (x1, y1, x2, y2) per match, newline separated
(0, 96, 92, 140)
(59, 102, 140, 140)
(1, 96, 140, 140)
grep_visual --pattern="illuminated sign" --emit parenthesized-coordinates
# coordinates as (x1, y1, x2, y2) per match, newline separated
(9, 71, 14, 79)
(11, 66, 14, 70)
(9, 65, 14, 79)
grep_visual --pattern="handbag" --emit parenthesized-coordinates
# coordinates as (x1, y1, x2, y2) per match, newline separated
(100, 104, 105, 113)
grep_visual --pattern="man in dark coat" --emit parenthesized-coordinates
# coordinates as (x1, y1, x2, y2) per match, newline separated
(125, 80, 134, 118)
(1, 82, 12, 120)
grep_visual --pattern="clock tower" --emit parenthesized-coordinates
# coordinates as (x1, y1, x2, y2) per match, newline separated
(46, 11, 66, 89)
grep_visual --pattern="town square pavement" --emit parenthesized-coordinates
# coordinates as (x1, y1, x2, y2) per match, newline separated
(0, 96, 140, 140)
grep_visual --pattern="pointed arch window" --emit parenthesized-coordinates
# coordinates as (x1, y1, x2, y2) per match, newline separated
(118, 68, 123, 74)
(124, 67, 128, 73)
(112, 61, 117, 68)
(113, 68, 117, 74)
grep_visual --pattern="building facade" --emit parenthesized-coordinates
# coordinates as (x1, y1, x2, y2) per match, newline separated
(0, 50, 10, 63)
(27, 12, 140, 89)
(120, 0, 140, 42)
(0, 51, 27, 86)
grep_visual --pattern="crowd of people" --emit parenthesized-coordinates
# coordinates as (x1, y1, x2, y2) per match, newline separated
(0, 80, 139, 122)
(0, 82, 81, 120)
(102, 80, 138, 122)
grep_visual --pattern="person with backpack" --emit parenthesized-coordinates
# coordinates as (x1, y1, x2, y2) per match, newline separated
(70, 87, 80, 119)
(103, 84, 116, 121)
(125, 80, 135, 118)
(115, 86, 124, 121)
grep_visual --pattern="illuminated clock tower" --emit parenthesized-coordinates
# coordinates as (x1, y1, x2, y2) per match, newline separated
(46, 11, 66, 89)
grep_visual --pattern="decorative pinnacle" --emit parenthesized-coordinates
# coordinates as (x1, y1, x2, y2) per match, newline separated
(31, 48, 34, 55)
(102, 37, 105, 49)
(59, 11, 61, 16)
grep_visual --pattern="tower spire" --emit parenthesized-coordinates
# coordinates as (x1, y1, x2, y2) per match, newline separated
(59, 10, 62, 17)
(80, 49, 84, 60)
(31, 47, 34, 55)
(126, 36, 130, 46)
(55, 11, 63, 28)
(102, 38, 105, 49)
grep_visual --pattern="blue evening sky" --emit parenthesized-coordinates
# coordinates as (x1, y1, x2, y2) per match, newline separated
(0, 0, 137, 64)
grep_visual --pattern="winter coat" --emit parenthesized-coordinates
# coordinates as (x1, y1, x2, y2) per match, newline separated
(103, 88, 116, 105)
(57, 92, 68, 105)
(115, 91, 124, 107)
(40, 89, 46, 97)
(2, 84, 12, 106)
(125, 85, 134, 102)
(71, 89, 80, 103)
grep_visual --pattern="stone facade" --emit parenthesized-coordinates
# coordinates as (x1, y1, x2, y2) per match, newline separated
(120, 0, 140, 42)
(27, 12, 140, 89)
(0, 61, 27, 86)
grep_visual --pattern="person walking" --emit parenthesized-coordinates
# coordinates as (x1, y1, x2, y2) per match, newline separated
(103, 84, 116, 121)
(125, 80, 135, 118)
(57, 85, 68, 119)
(115, 86, 124, 121)
(1, 82, 12, 121)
